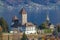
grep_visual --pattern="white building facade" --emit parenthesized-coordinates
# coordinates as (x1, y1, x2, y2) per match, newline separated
(25, 22, 36, 34)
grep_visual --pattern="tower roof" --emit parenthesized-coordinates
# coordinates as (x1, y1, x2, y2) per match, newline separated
(46, 13, 49, 21)
(19, 8, 27, 14)
(12, 16, 18, 21)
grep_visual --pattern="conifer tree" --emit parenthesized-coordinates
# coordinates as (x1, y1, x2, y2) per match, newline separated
(21, 33, 28, 40)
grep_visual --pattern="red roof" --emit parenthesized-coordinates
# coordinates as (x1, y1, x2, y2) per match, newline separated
(19, 8, 27, 14)
(12, 16, 18, 20)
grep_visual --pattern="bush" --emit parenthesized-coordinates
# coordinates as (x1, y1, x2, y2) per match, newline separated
(21, 33, 28, 40)
(44, 29, 52, 33)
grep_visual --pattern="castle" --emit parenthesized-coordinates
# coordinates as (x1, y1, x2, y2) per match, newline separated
(10, 8, 54, 34)
(10, 8, 36, 34)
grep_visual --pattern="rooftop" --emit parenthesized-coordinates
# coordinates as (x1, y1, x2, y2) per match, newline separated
(20, 8, 27, 14)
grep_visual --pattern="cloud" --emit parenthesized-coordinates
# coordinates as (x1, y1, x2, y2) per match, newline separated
(0, 0, 60, 13)
(0, 2, 3, 5)
(57, 1, 60, 5)
(25, 2, 59, 11)
(7, 6, 14, 11)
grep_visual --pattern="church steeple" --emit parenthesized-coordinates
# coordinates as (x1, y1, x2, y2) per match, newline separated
(46, 13, 49, 21)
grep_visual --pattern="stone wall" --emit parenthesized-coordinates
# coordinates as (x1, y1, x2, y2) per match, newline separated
(1, 33, 60, 40)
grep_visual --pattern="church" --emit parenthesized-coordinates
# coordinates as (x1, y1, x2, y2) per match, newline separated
(38, 13, 55, 34)
(10, 8, 36, 34)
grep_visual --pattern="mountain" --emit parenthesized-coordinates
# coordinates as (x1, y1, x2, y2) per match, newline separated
(0, 0, 60, 26)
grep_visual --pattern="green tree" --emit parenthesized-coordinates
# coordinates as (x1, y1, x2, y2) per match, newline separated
(39, 23, 47, 29)
(0, 17, 8, 32)
(57, 25, 60, 32)
(52, 30, 58, 37)
(21, 33, 28, 40)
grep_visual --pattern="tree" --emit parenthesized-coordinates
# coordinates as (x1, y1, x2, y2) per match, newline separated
(57, 25, 60, 32)
(52, 30, 58, 37)
(39, 23, 47, 29)
(0, 17, 8, 32)
(0, 26, 2, 32)
(0, 26, 2, 40)
(21, 33, 28, 40)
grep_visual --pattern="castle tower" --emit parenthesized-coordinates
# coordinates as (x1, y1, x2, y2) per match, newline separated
(20, 8, 27, 25)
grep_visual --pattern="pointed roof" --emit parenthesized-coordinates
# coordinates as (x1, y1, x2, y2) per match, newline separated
(12, 16, 18, 21)
(46, 13, 49, 21)
(20, 8, 27, 14)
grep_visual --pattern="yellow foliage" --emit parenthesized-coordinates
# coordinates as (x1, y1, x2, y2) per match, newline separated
(0, 26, 2, 32)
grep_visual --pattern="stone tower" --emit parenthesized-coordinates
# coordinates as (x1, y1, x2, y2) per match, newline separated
(20, 8, 27, 25)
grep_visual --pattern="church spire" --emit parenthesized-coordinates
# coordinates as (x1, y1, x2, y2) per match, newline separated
(46, 13, 49, 21)
(46, 0, 50, 21)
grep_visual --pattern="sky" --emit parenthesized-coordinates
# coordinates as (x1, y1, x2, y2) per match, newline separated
(0, 0, 60, 26)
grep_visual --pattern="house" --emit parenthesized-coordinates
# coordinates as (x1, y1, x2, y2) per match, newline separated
(25, 22, 36, 34)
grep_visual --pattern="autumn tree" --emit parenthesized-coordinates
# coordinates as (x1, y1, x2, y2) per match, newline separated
(0, 26, 2, 40)
(0, 17, 8, 32)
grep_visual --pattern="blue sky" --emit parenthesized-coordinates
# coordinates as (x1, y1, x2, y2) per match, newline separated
(0, 0, 60, 26)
